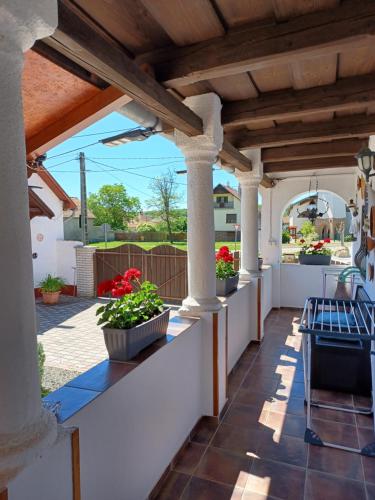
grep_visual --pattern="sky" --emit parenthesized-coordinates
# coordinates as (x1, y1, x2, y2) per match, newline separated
(44, 111, 236, 209)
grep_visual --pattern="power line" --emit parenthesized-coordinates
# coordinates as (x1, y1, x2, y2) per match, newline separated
(71, 126, 140, 138)
(89, 160, 151, 197)
(46, 140, 99, 160)
(87, 156, 184, 160)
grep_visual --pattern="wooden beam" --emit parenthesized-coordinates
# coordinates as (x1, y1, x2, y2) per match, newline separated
(223, 73, 375, 128)
(264, 156, 357, 173)
(260, 175, 275, 188)
(229, 114, 375, 149)
(137, 1, 375, 87)
(220, 140, 252, 171)
(47, 1, 251, 172)
(261, 139, 368, 163)
(26, 86, 132, 158)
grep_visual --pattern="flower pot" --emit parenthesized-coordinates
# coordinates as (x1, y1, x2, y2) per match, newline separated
(298, 254, 331, 266)
(216, 274, 239, 296)
(41, 291, 61, 305)
(102, 308, 170, 361)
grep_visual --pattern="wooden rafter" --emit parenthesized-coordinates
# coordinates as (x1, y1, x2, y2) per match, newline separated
(230, 114, 375, 149)
(261, 139, 368, 163)
(47, 0, 251, 173)
(264, 156, 357, 174)
(137, 1, 375, 87)
(26, 86, 132, 159)
(222, 73, 375, 128)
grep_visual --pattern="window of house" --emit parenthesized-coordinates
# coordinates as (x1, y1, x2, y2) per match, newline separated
(216, 196, 228, 203)
(226, 214, 237, 223)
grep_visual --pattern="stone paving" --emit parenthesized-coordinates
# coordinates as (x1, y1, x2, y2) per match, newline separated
(36, 295, 108, 390)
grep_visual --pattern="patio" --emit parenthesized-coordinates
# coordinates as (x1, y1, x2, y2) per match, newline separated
(155, 309, 374, 500)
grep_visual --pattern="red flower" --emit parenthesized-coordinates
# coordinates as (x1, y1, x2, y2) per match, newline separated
(219, 246, 230, 253)
(300, 239, 305, 244)
(216, 245, 234, 262)
(314, 242, 323, 250)
(111, 281, 133, 297)
(124, 268, 142, 282)
(324, 238, 331, 243)
(97, 279, 114, 296)
(113, 274, 124, 283)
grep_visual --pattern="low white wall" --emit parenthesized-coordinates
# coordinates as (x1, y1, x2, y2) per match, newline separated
(280, 264, 346, 308)
(225, 282, 257, 373)
(66, 320, 203, 500)
(7, 429, 73, 500)
(56, 240, 83, 284)
(262, 265, 272, 319)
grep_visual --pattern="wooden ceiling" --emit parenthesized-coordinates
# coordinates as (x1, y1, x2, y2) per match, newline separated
(30, 0, 375, 185)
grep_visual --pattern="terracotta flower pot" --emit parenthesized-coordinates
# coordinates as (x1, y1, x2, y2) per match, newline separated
(42, 291, 61, 305)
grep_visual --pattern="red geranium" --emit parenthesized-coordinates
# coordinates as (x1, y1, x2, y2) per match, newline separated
(124, 268, 142, 282)
(113, 274, 124, 283)
(216, 246, 234, 262)
(97, 279, 114, 296)
(324, 238, 331, 243)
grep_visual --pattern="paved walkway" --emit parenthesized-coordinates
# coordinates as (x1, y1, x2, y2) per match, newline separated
(155, 309, 374, 500)
(36, 296, 108, 390)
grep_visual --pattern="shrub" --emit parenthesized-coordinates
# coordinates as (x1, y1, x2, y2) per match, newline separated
(136, 223, 156, 232)
(300, 221, 318, 241)
(344, 234, 354, 242)
(282, 230, 291, 244)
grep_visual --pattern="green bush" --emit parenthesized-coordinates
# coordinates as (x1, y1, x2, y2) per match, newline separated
(282, 230, 291, 244)
(344, 234, 354, 242)
(39, 274, 65, 293)
(136, 223, 156, 232)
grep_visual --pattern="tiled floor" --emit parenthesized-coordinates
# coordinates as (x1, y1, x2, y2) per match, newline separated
(154, 309, 375, 500)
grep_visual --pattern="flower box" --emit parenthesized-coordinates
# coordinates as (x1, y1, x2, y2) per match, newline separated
(216, 274, 239, 296)
(298, 254, 331, 265)
(102, 308, 170, 361)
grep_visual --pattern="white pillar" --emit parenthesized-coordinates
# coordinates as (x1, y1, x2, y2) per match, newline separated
(176, 93, 223, 314)
(0, 0, 58, 487)
(235, 150, 263, 281)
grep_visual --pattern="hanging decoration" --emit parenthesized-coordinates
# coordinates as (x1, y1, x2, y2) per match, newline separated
(297, 176, 329, 223)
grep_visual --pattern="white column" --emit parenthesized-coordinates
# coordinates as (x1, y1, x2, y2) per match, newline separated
(0, 0, 58, 487)
(235, 150, 263, 281)
(176, 93, 223, 313)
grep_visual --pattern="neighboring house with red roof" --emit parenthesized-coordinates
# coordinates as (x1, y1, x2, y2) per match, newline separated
(213, 183, 241, 239)
(27, 165, 82, 289)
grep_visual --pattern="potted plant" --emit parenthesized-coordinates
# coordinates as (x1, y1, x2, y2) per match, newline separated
(298, 238, 332, 265)
(216, 246, 239, 296)
(96, 268, 169, 361)
(39, 274, 65, 305)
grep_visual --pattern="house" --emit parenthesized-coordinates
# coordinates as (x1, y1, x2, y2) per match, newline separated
(28, 165, 81, 290)
(63, 197, 115, 243)
(213, 183, 241, 239)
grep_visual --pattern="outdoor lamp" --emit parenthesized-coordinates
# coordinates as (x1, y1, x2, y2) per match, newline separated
(355, 147, 375, 182)
(100, 127, 158, 147)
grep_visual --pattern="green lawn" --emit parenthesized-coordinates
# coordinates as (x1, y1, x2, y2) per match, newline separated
(89, 241, 240, 251)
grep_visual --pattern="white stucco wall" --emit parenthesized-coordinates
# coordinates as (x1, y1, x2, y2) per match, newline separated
(260, 173, 356, 308)
(214, 194, 241, 232)
(29, 174, 80, 286)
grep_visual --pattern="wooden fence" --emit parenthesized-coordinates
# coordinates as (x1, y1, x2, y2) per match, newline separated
(95, 244, 240, 303)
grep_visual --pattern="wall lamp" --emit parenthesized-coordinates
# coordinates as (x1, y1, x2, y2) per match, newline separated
(100, 127, 159, 147)
(355, 147, 375, 182)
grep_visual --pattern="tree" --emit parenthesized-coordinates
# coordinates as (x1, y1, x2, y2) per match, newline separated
(147, 169, 180, 242)
(88, 184, 140, 231)
(300, 220, 318, 241)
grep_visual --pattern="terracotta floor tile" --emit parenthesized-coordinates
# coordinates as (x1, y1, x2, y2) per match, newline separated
(276, 381, 305, 399)
(362, 456, 375, 485)
(234, 388, 274, 410)
(270, 397, 306, 417)
(211, 423, 262, 457)
(366, 483, 375, 498)
(223, 403, 268, 431)
(311, 419, 359, 449)
(311, 405, 356, 425)
(173, 442, 206, 475)
(181, 477, 243, 500)
(257, 432, 308, 467)
(353, 395, 372, 409)
(355, 412, 373, 429)
(154, 471, 190, 500)
(245, 458, 306, 500)
(305, 469, 366, 500)
(311, 389, 354, 407)
(241, 490, 271, 500)
(191, 417, 219, 445)
(242, 374, 279, 394)
(357, 427, 374, 448)
(266, 411, 306, 439)
(195, 447, 251, 488)
(308, 444, 364, 481)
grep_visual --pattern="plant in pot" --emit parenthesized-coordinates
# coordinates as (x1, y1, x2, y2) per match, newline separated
(216, 246, 239, 296)
(39, 274, 65, 305)
(298, 238, 332, 265)
(96, 268, 169, 361)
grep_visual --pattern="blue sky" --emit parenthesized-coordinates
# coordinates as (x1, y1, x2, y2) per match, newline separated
(44, 112, 235, 208)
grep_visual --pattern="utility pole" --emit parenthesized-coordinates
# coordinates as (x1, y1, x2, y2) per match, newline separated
(79, 152, 89, 245)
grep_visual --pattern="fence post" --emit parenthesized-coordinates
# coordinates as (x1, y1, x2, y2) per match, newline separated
(76, 246, 97, 298)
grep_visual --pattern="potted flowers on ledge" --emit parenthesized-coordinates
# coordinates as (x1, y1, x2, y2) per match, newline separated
(216, 246, 239, 296)
(96, 268, 169, 361)
(39, 274, 65, 305)
(298, 238, 332, 266)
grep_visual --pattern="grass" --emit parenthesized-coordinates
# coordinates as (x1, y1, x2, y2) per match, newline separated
(89, 241, 241, 251)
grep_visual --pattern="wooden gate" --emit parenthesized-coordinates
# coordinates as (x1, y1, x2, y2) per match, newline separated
(95, 244, 188, 302)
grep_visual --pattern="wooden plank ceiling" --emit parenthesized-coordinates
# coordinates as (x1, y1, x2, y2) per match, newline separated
(30, 0, 375, 184)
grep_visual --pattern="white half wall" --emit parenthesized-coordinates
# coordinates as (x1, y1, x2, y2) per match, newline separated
(56, 240, 83, 285)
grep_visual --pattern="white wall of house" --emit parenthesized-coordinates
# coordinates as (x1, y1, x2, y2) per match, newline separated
(213, 193, 241, 232)
(260, 173, 356, 308)
(29, 173, 81, 286)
